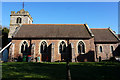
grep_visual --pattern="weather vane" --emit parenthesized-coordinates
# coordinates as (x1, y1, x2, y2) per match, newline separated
(23, 2, 24, 9)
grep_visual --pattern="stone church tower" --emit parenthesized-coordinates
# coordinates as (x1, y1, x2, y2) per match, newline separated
(8, 9, 33, 38)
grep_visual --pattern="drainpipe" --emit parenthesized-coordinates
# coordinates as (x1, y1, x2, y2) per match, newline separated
(29, 39, 32, 55)
(95, 44, 98, 62)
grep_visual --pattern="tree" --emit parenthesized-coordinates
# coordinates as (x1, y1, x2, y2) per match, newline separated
(66, 39, 71, 80)
(2, 27, 9, 48)
(0, 25, 2, 50)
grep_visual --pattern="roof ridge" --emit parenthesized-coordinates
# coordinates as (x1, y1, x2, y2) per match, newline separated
(90, 28, 108, 30)
(22, 24, 85, 25)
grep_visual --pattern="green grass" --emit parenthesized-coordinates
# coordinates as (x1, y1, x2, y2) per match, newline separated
(1, 62, 120, 80)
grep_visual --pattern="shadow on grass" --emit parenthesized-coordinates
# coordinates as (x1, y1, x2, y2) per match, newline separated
(1, 78, 50, 80)
(2, 62, 120, 80)
(2, 62, 66, 80)
(70, 62, 120, 80)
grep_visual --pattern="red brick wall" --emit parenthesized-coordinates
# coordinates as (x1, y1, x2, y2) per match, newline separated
(9, 38, 96, 62)
(95, 43, 118, 61)
(9, 40, 30, 58)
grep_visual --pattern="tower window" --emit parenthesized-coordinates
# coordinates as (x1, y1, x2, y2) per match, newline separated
(16, 17, 22, 23)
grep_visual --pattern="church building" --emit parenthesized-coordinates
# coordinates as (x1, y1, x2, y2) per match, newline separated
(8, 9, 120, 62)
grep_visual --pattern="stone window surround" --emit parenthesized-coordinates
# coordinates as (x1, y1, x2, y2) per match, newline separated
(76, 40, 86, 54)
(19, 40, 87, 55)
(59, 41, 67, 54)
(16, 17, 22, 23)
(58, 40, 67, 54)
(19, 40, 29, 54)
(39, 40, 48, 54)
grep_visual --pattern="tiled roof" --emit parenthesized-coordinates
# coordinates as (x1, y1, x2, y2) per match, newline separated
(13, 24, 92, 39)
(91, 28, 119, 43)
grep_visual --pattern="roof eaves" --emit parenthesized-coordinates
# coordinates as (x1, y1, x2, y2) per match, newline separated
(94, 41, 119, 43)
(13, 36, 91, 39)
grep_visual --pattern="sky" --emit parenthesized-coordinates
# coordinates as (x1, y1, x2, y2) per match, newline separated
(2, 2, 118, 33)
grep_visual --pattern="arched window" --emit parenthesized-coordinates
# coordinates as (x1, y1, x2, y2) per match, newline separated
(100, 46, 102, 52)
(111, 46, 114, 52)
(40, 41, 47, 53)
(59, 41, 66, 53)
(25, 44, 28, 53)
(78, 41, 85, 54)
(16, 17, 22, 23)
(21, 41, 28, 54)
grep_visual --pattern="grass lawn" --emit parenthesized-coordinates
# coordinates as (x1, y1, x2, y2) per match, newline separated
(1, 62, 120, 80)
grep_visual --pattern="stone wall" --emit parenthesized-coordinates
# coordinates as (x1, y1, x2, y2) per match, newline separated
(8, 9, 33, 38)
(10, 16, 32, 25)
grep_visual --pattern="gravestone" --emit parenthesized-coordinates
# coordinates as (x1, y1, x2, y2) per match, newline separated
(2, 49, 8, 62)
